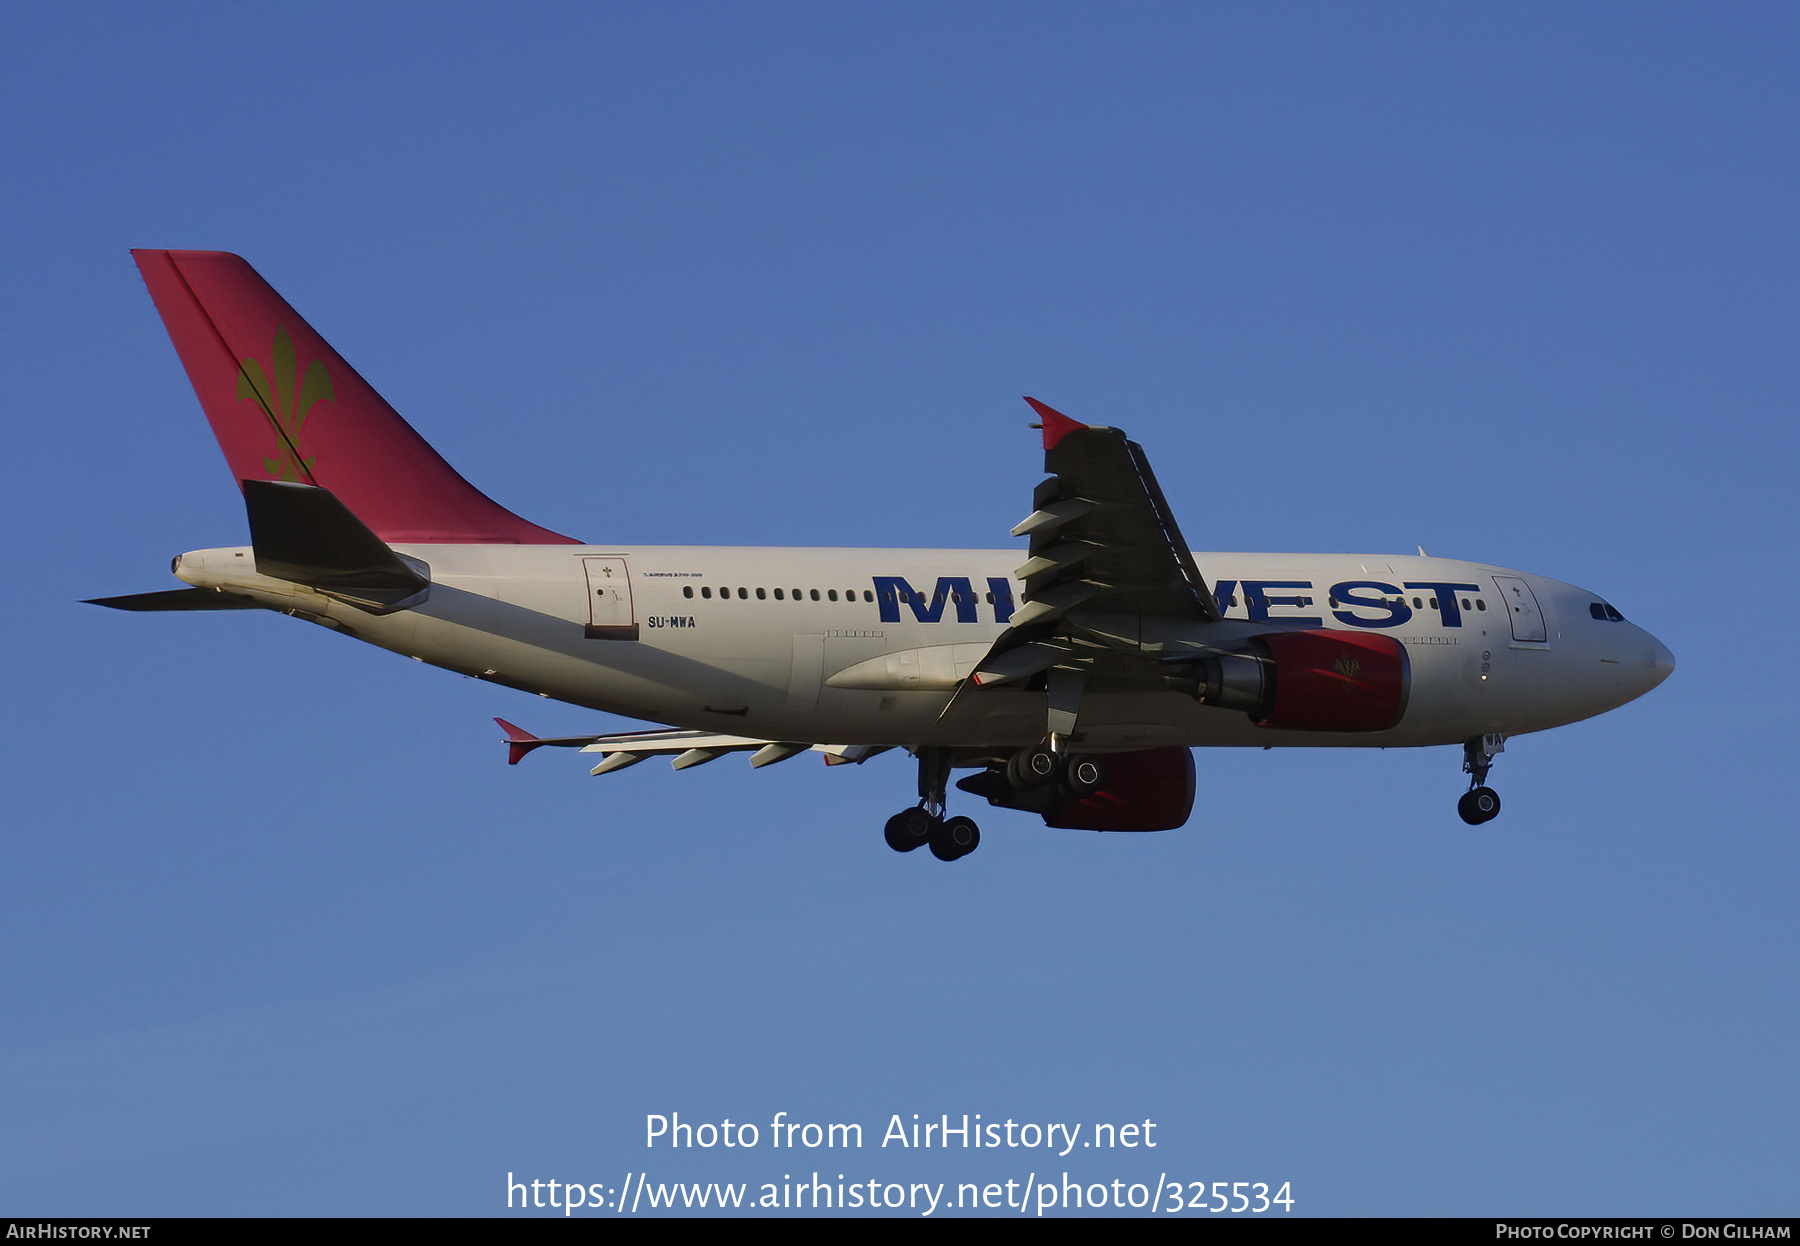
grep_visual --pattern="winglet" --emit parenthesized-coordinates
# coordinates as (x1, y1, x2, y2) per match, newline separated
(495, 718, 541, 766)
(1023, 396, 1086, 451)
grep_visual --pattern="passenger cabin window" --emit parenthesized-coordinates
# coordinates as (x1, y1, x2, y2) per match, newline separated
(810, 589, 820, 601)
(738, 588, 747, 599)
(756, 588, 766, 600)
(702, 586, 712, 599)
(1412, 597, 1422, 609)
(683, 586, 694, 598)
(1476, 599, 1486, 611)
(827, 589, 838, 601)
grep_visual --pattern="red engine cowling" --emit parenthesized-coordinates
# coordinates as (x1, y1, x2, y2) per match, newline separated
(1044, 746, 1196, 831)
(1256, 629, 1409, 732)
(959, 746, 1196, 832)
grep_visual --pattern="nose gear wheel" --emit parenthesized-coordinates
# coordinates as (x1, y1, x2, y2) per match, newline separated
(1457, 786, 1502, 825)
(1458, 735, 1506, 825)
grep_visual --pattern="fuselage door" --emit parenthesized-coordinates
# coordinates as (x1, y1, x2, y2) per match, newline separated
(583, 556, 638, 640)
(1492, 575, 1547, 643)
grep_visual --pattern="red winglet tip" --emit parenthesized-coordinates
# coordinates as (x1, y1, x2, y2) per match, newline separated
(1022, 396, 1085, 450)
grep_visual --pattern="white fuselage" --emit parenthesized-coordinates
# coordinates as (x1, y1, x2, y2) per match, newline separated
(171, 544, 1674, 751)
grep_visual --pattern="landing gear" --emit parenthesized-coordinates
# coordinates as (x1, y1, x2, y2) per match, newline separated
(1064, 755, 1104, 796)
(885, 747, 981, 860)
(1459, 734, 1505, 825)
(884, 808, 933, 853)
(1008, 745, 1059, 789)
(1008, 741, 1103, 800)
(1458, 787, 1502, 825)
(931, 815, 981, 861)
(884, 807, 982, 860)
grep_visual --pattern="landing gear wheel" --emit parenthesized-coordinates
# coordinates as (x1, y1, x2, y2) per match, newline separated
(884, 808, 936, 852)
(1063, 755, 1104, 797)
(1009, 747, 1060, 789)
(1457, 787, 1502, 825)
(930, 815, 981, 861)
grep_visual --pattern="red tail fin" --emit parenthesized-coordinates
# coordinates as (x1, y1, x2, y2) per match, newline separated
(133, 250, 578, 545)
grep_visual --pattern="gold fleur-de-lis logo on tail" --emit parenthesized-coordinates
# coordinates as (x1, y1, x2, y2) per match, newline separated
(236, 324, 333, 481)
(1334, 654, 1362, 686)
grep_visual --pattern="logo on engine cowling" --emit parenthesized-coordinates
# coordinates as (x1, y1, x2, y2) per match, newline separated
(1334, 654, 1362, 684)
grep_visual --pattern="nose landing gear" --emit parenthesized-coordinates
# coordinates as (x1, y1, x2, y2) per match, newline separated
(1458, 733, 1505, 825)
(1458, 786, 1502, 824)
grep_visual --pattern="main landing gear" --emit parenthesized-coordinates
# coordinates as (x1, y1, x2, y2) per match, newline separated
(1006, 739, 1104, 797)
(883, 806, 981, 860)
(884, 747, 982, 861)
(1458, 733, 1505, 825)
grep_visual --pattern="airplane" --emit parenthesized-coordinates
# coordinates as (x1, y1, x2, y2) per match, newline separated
(92, 250, 1676, 861)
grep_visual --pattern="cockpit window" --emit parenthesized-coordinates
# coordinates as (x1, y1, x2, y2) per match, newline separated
(1590, 601, 1627, 622)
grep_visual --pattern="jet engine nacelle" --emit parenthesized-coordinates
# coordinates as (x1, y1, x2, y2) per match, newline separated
(1164, 628, 1409, 733)
(957, 746, 1196, 832)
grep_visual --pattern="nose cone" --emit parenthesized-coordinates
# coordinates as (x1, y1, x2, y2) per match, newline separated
(1615, 627, 1675, 703)
(1648, 634, 1676, 688)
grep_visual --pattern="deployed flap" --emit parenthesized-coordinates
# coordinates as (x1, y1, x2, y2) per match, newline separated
(85, 588, 263, 611)
(244, 479, 430, 612)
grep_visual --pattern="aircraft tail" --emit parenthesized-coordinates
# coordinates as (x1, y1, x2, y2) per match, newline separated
(132, 250, 578, 545)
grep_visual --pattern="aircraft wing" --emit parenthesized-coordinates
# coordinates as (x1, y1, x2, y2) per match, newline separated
(1008, 397, 1218, 630)
(953, 399, 1224, 735)
(495, 719, 890, 772)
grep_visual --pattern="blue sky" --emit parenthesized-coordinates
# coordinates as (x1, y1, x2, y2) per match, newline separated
(1, 2, 1794, 1216)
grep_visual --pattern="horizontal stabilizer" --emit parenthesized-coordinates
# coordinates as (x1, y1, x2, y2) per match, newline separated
(85, 588, 262, 612)
(565, 727, 894, 774)
(244, 480, 429, 613)
(495, 718, 605, 765)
